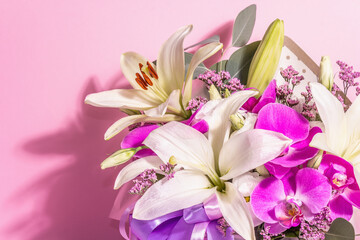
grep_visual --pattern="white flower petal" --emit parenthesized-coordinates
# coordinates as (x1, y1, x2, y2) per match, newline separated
(114, 156, 163, 189)
(144, 89, 181, 117)
(346, 95, 360, 140)
(201, 90, 258, 159)
(219, 129, 292, 180)
(310, 82, 347, 152)
(216, 182, 255, 240)
(143, 121, 215, 174)
(157, 25, 193, 94)
(105, 114, 183, 140)
(232, 172, 265, 197)
(309, 132, 334, 154)
(85, 89, 160, 110)
(183, 42, 223, 104)
(120, 52, 150, 90)
(133, 170, 215, 220)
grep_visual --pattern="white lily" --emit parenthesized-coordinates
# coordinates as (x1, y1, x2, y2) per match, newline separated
(114, 90, 292, 239)
(310, 82, 360, 175)
(85, 25, 223, 140)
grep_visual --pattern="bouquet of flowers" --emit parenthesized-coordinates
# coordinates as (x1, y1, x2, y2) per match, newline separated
(85, 5, 360, 240)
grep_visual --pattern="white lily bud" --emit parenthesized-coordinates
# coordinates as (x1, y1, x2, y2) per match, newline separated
(319, 56, 333, 91)
(101, 148, 136, 169)
(208, 84, 222, 100)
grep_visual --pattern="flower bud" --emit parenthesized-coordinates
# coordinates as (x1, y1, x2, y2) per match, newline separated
(208, 84, 222, 100)
(101, 148, 136, 169)
(319, 56, 333, 91)
(247, 19, 284, 95)
(230, 113, 244, 130)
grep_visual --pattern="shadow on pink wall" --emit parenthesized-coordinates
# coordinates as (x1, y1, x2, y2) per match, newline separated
(9, 74, 130, 240)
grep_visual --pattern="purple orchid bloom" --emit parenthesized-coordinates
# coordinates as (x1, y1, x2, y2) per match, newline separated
(255, 103, 321, 178)
(243, 80, 277, 113)
(318, 154, 360, 220)
(251, 168, 331, 234)
(121, 110, 209, 158)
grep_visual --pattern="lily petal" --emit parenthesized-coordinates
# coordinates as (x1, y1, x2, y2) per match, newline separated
(114, 156, 163, 189)
(85, 89, 160, 110)
(309, 132, 334, 154)
(143, 121, 215, 174)
(133, 170, 215, 220)
(310, 82, 347, 153)
(199, 90, 258, 159)
(216, 182, 255, 240)
(157, 25, 193, 94)
(183, 42, 223, 104)
(120, 52, 151, 90)
(144, 89, 181, 117)
(346, 95, 360, 140)
(220, 129, 292, 180)
(105, 114, 183, 140)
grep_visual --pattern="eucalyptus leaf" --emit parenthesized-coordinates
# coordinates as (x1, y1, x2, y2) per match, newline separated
(232, 4, 256, 47)
(209, 60, 228, 72)
(184, 35, 220, 50)
(325, 218, 355, 240)
(226, 41, 260, 84)
(184, 52, 208, 78)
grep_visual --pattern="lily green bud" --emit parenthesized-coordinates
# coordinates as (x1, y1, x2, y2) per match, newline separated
(247, 19, 284, 95)
(230, 113, 244, 130)
(319, 56, 333, 91)
(208, 84, 222, 100)
(224, 89, 231, 98)
(121, 109, 141, 115)
(307, 150, 323, 169)
(101, 148, 137, 169)
(169, 156, 177, 165)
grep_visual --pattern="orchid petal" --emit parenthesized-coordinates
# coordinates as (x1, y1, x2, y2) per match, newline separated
(220, 129, 292, 180)
(143, 121, 215, 174)
(329, 196, 353, 221)
(216, 182, 255, 240)
(120, 52, 150, 90)
(200, 90, 258, 159)
(310, 82, 347, 153)
(105, 114, 183, 140)
(157, 25, 192, 94)
(144, 89, 181, 117)
(183, 42, 223, 104)
(85, 89, 160, 110)
(133, 170, 215, 220)
(114, 156, 163, 189)
(121, 125, 159, 149)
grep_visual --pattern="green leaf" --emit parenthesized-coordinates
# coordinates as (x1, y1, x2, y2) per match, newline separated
(184, 35, 220, 50)
(226, 41, 260, 84)
(209, 60, 228, 72)
(325, 218, 355, 240)
(184, 52, 208, 78)
(232, 4, 256, 47)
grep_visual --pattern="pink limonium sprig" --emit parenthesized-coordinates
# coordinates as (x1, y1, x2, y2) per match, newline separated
(301, 84, 318, 121)
(276, 65, 304, 107)
(186, 96, 208, 111)
(196, 70, 245, 97)
(299, 207, 332, 240)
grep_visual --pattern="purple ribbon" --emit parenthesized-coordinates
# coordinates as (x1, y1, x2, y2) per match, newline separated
(122, 195, 234, 240)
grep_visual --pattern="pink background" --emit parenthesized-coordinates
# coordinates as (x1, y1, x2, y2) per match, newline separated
(1, 0, 360, 239)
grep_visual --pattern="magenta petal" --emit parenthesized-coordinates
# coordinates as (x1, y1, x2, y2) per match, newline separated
(329, 195, 353, 221)
(256, 103, 309, 142)
(191, 120, 209, 134)
(343, 188, 360, 208)
(265, 162, 291, 179)
(252, 80, 277, 114)
(242, 97, 258, 112)
(121, 125, 159, 149)
(295, 168, 331, 214)
(291, 127, 322, 150)
(251, 177, 286, 223)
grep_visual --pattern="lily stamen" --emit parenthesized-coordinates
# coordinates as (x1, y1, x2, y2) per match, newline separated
(147, 61, 158, 79)
(135, 73, 148, 90)
(141, 71, 153, 86)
